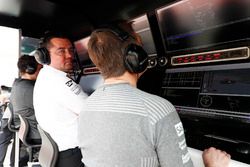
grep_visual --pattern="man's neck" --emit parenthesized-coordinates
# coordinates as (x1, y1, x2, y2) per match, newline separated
(21, 73, 35, 81)
(104, 72, 138, 87)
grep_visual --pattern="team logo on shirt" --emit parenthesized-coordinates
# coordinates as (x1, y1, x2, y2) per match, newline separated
(178, 139, 187, 150)
(65, 80, 73, 87)
(65, 79, 81, 95)
(182, 152, 191, 164)
(174, 122, 184, 137)
(71, 85, 82, 95)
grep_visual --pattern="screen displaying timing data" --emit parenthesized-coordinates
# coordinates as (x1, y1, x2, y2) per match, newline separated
(171, 47, 249, 66)
(157, 0, 250, 54)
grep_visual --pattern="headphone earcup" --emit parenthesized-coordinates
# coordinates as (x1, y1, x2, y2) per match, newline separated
(34, 47, 50, 65)
(25, 65, 36, 74)
(124, 44, 148, 73)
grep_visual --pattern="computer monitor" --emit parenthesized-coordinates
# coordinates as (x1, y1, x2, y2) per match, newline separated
(130, 14, 157, 57)
(156, 0, 250, 55)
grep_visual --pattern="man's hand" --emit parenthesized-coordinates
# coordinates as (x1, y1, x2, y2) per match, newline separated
(202, 147, 231, 167)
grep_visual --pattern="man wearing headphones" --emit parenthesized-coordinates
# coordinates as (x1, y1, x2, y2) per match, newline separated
(33, 32, 87, 167)
(78, 24, 231, 167)
(10, 55, 42, 143)
(5, 55, 42, 166)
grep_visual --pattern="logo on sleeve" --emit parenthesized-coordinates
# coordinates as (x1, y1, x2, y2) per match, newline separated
(65, 79, 82, 95)
(174, 122, 184, 137)
(182, 152, 191, 164)
(65, 80, 73, 87)
(178, 139, 187, 150)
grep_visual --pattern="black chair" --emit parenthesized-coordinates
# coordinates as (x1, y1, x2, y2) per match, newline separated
(18, 115, 41, 164)
(37, 124, 59, 167)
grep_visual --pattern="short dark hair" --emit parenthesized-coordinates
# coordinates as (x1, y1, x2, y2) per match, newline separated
(39, 31, 72, 49)
(17, 55, 38, 74)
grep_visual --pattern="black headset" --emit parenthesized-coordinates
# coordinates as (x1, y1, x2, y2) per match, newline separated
(94, 26, 149, 73)
(34, 32, 55, 65)
(34, 47, 50, 65)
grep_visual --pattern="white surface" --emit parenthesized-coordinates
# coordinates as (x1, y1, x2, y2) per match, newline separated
(188, 147, 250, 167)
(0, 26, 19, 87)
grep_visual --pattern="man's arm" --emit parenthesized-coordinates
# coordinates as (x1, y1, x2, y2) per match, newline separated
(62, 78, 88, 114)
(154, 110, 194, 167)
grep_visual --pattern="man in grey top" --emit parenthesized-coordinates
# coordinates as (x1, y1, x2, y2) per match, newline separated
(78, 24, 230, 167)
(10, 55, 42, 143)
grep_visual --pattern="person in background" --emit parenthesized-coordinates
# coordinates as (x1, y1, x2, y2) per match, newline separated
(78, 23, 231, 167)
(0, 85, 11, 120)
(0, 86, 14, 167)
(33, 32, 87, 167)
(10, 55, 42, 144)
(8, 55, 42, 166)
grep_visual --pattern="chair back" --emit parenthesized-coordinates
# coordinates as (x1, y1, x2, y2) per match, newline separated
(37, 124, 59, 167)
(18, 114, 29, 145)
(19, 115, 41, 145)
(18, 114, 41, 163)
